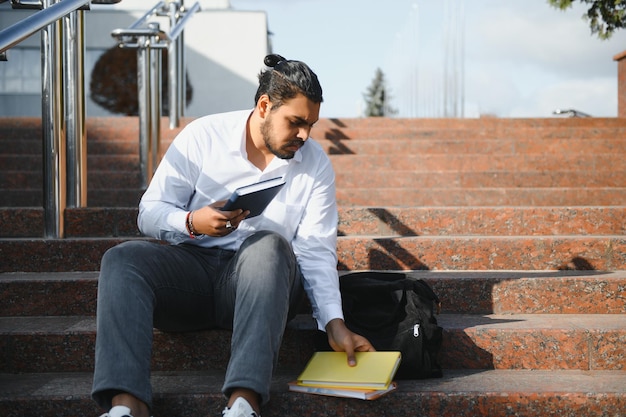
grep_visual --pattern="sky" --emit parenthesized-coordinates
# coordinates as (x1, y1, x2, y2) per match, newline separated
(229, 0, 626, 119)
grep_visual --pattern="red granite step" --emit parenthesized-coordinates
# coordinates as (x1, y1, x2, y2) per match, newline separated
(4, 181, 623, 208)
(328, 153, 624, 171)
(310, 125, 626, 141)
(311, 115, 626, 131)
(0, 116, 188, 142)
(1, 313, 624, 373)
(316, 137, 626, 155)
(335, 170, 626, 188)
(0, 315, 314, 373)
(0, 154, 140, 171)
(336, 187, 626, 206)
(1, 235, 623, 273)
(0, 170, 143, 189)
(3, 271, 623, 317)
(337, 207, 626, 237)
(0, 188, 144, 207)
(1, 369, 624, 417)
(336, 235, 625, 271)
(5, 151, 623, 173)
(4, 182, 625, 208)
(3, 206, 623, 238)
(311, 116, 626, 130)
(7, 135, 625, 167)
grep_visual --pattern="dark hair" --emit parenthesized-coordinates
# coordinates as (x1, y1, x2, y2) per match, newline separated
(254, 54, 323, 108)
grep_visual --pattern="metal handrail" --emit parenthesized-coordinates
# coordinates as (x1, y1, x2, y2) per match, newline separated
(111, 0, 200, 188)
(0, 0, 89, 53)
(0, 0, 194, 237)
(0, 0, 96, 238)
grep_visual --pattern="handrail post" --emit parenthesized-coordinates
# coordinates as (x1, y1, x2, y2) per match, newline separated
(136, 22, 162, 188)
(111, 1, 199, 187)
(177, 13, 185, 120)
(41, 0, 66, 238)
(167, 0, 179, 128)
(64, 8, 87, 207)
(150, 25, 162, 178)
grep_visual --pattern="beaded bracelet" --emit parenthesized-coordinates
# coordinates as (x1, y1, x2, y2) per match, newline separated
(185, 211, 201, 238)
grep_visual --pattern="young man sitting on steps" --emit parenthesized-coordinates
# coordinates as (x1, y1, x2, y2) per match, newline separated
(91, 53, 374, 417)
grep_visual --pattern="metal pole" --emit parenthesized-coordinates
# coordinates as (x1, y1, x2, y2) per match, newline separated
(150, 26, 162, 174)
(167, 0, 179, 128)
(64, 8, 87, 207)
(41, 0, 66, 238)
(178, 22, 185, 118)
(137, 40, 151, 188)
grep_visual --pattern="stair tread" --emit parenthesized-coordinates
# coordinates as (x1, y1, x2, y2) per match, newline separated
(2, 313, 625, 334)
(1, 369, 625, 400)
(4, 269, 625, 281)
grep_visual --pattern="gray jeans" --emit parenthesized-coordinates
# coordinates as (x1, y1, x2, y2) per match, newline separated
(91, 231, 304, 410)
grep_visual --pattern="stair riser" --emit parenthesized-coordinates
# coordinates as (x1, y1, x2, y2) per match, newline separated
(0, 327, 316, 374)
(7, 136, 626, 156)
(337, 187, 626, 206)
(5, 170, 625, 190)
(328, 153, 624, 171)
(311, 125, 626, 140)
(2, 321, 623, 373)
(336, 236, 626, 271)
(4, 153, 625, 173)
(0, 155, 139, 171)
(317, 138, 626, 155)
(5, 186, 625, 208)
(441, 327, 625, 371)
(2, 207, 624, 238)
(2, 237, 624, 273)
(0, 171, 143, 189)
(0, 189, 143, 208)
(338, 207, 626, 237)
(311, 116, 626, 129)
(336, 171, 626, 188)
(1, 139, 139, 155)
(3, 390, 625, 417)
(4, 272, 624, 317)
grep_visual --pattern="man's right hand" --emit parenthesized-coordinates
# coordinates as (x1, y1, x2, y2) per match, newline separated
(190, 201, 248, 236)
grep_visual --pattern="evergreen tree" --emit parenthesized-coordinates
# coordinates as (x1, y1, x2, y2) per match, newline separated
(363, 68, 397, 117)
(548, 0, 625, 39)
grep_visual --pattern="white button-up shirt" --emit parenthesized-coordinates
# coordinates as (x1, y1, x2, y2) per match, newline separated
(138, 109, 343, 330)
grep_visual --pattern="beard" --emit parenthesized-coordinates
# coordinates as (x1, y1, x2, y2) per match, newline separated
(261, 114, 304, 160)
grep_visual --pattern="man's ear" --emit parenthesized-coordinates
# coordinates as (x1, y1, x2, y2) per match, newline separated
(257, 94, 272, 119)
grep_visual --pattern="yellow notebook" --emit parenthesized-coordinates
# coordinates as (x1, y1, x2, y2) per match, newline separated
(296, 351, 401, 390)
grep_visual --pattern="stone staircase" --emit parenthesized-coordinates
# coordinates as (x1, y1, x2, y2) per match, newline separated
(0, 116, 625, 416)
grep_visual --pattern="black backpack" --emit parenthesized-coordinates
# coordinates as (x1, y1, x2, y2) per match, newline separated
(318, 271, 443, 379)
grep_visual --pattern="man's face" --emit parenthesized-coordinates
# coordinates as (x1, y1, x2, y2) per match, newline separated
(260, 94, 321, 160)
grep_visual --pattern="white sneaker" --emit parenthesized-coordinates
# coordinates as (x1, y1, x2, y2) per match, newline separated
(221, 397, 260, 417)
(100, 406, 133, 417)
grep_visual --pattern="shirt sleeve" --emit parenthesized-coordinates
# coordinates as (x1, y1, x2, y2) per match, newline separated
(138, 126, 201, 242)
(292, 156, 344, 331)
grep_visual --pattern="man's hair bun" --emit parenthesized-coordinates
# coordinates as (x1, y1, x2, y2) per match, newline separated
(264, 54, 287, 68)
(255, 53, 323, 105)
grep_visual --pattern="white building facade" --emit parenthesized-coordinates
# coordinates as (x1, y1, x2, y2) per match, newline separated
(0, 0, 270, 117)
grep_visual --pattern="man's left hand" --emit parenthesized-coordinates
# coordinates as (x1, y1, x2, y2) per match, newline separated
(325, 318, 375, 366)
